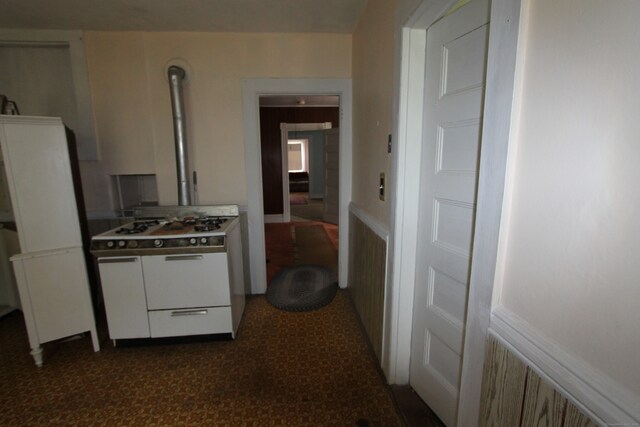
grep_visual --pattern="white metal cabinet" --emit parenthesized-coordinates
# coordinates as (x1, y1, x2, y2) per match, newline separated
(0, 116, 99, 366)
(97, 256, 149, 339)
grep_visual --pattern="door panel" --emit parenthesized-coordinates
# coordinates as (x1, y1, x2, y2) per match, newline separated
(409, 0, 490, 425)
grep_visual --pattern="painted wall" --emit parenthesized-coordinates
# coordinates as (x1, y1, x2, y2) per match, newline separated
(496, 0, 640, 396)
(85, 31, 351, 208)
(352, 0, 398, 226)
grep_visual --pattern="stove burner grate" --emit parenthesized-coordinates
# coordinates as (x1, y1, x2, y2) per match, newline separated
(115, 220, 160, 235)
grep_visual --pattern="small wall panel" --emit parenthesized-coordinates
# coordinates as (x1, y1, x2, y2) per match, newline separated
(564, 403, 598, 427)
(521, 373, 567, 427)
(479, 335, 599, 427)
(348, 212, 386, 361)
(479, 334, 528, 427)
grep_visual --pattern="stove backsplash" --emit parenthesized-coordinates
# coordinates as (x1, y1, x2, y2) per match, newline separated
(112, 174, 159, 212)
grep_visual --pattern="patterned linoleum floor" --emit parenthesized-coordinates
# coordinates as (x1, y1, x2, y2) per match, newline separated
(0, 291, 403, 426)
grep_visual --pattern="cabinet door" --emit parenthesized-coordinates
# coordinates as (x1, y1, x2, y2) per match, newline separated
(12, 248, 95, 344)
(98, 256, 149, 339)
(1, 118, 82, 252)
(142, 253, 230, 310)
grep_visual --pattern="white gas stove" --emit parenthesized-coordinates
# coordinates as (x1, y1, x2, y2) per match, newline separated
(91, 205, 245, 343)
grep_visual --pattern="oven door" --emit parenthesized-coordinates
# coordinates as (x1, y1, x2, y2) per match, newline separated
(142, 253, 230, 310)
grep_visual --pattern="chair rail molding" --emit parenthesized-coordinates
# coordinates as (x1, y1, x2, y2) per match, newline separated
(490, 305, 640, 426)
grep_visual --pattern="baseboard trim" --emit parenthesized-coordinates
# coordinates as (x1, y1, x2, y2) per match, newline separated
(264, 214, 284, 223)
(489, 306, 639, 426)
(349, 202, 389, 240)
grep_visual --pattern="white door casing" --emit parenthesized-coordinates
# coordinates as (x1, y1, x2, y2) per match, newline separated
(323, 128, 340, 225)
(279, 122, 333, 224)
(409, 0, 490, 425)
(242, 79, 352, 294)
(280, 123, 292, 223)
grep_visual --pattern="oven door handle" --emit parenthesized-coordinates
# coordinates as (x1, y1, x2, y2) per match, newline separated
(164, 254, 204, 261)
(171, 309, 208, 317)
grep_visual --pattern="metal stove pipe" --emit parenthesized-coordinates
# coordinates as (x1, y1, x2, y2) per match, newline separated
(168, 65, 190, 206)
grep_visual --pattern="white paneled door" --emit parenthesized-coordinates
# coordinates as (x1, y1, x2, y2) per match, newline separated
(409, 0, 490, 425)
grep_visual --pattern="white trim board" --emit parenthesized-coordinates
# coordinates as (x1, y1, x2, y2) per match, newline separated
(490, 306, 640, 426)
(263, 214, 284, 224)
(280, 122, 331, 224)
(242, 78, 352, 294)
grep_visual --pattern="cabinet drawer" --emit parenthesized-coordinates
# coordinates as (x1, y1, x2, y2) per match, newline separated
(148, 306, 232, 338)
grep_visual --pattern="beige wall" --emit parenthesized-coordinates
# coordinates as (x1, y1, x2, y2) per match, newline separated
(85, 31, 351, 207)
(497, 0, 640, 395)
(352, 0, 398, 226)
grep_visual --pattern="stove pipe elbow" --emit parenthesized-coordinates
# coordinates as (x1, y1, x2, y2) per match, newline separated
(168, 65, 190, 206)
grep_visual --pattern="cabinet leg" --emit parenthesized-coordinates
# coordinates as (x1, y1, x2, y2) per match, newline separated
(30, 347, 43, 367)
(90, 328, 100, 352)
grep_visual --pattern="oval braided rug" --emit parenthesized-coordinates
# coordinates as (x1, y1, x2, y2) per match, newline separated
(266, 264, 338, 312)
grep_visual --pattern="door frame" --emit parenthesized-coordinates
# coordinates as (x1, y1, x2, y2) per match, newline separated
(278, 122, 332, 224)
(242, 78, 352, 294)
(387, 0, 523, 425)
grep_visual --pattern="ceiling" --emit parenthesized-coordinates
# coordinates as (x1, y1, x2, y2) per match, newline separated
(0, 0, 368, 33)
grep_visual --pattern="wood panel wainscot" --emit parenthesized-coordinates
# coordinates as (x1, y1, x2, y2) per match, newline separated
(347, 211, 386, 362)
(479, 335, 598, 427)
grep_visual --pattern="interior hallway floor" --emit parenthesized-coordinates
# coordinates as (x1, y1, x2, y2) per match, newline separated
(264, 215, 444, 426)
(0, 292, 405, 425)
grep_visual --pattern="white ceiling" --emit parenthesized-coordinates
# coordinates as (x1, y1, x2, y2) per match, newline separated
(0, 0, 368, 33)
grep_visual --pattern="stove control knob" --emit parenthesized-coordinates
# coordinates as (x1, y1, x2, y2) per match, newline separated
(189, 238, 197, 246)
(153, 239, 164, 248)
(200, 237, 209, 245)
(107, 241, 115, 248)
(128, 240, 138, 249)
(118, 240, 126, 248)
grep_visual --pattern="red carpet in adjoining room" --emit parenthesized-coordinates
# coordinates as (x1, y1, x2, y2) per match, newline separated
(265, 221, 338, 285)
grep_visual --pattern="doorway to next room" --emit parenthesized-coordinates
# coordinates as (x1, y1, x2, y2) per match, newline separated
(258, 95, 340, 285)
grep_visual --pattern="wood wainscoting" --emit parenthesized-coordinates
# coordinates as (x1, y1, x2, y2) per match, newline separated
(479, 334, 597, 427)
(348, 208, 387, 362)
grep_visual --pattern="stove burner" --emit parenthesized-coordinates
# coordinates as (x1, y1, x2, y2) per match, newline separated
(115, 220, 160, 235)
(194, 224, 219, 232)
(193, 217, 228, 232)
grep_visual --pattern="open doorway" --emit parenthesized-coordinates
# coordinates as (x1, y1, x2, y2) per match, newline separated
(242, 78, 352, 295)
(288, 135, 322, 221)
(258, 96, 340, 284)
